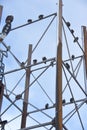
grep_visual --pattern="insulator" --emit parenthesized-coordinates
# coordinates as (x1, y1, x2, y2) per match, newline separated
(21, 62, 25, 67)
(0, 62, 5, 81)
(33, 59, 37, 64)
(50, 61, 54, 67)
(0, 37, 3, 42)
(65, 63, 70, 69)
(62, 99, 66, 104)
(0, 120, 7, 129)
(52, 118, 56, 127)
(38, 15, 44, 19)
(42, 57, 47, 64)
(16, 94, 22, 100)
(45, 103, 49, 109)
(85, 100, 87, 104)
(5, 94, 9, 98)
(0, 81, 4, 95)
(2, 23, 11, 35)
(74, 37, 79, 42)
(66, 22, 71, 27)
(27, 19, 32, 23)
(71, 55, 75, 60)
(7, 46, 11, 51)
(70, 98, 74, 103)
(5, 15, 14, 23)
(70, 29, 74, 34)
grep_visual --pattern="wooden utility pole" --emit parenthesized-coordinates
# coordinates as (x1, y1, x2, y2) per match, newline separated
(21, 44, 32, 128)
(82, 26, 87, 93)
(0, 5, 3, 23)
(56, 0, 62, 130)
(0, 5, 4, 114)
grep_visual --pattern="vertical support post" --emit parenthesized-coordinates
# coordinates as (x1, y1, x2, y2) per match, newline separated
(21, 44, 32, 128)
(82, 26, 87, 93)
(56, 0, 62, 130)
(0, 5, 3, 23)
(0, 6, 4, 116)
(0, 81, 4, 114)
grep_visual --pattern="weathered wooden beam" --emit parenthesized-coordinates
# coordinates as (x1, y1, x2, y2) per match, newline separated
(21, 44, 32, 128)
(0, 5, 3, 23)
(56, 0, 63, 130)
(82, 26, 87, 93)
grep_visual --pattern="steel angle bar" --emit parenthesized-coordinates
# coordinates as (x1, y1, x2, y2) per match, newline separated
(27, 102, 53, 120)
(62, 61, 87, 97)
(21, 65, 50, 95)
(1, 41, 21, 66)
(63, 98, 86, 125)
(62, 23, 74, 75)
(32, 15, 57, 53)
(18, 121, 52, 130)
(4, 57, 56, 75)
(10, 13, 57, 32)
(8, 114, 21, 124)
(0, 98, 16, 117)
(63, 98, 87, 106)
(31, 63, 55, 73)
(27, 105, 54, 116)
(8, 72, 26, 96)
(63, 55, 83, 62)
(62, 17, 84, 54)
(31, 73, 54, 104)
(21, 97, 54, 120)
(63, 57, 83, 93)
(62, 64, 84, 130)
(28, 115, 49, 130)
(4, 94, 22, 113)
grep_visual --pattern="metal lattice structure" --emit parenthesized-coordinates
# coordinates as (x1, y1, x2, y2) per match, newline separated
(0, 0, 87, 130)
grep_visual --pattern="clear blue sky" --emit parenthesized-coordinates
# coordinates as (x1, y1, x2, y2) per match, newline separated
(0, 0, 87, 130)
